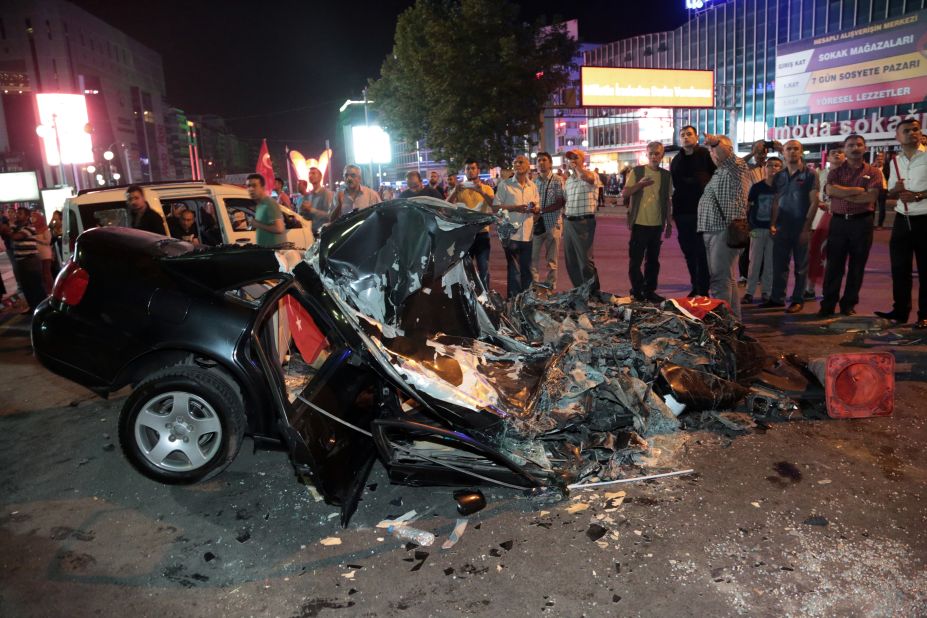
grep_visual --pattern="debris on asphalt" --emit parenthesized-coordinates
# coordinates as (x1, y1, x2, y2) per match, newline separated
(377, 510, 418, 529)
(441, 518, 468, 550)
(388, 525, 435, 547)
(320, 537, 342, 546)
(803, 516, 829, 526)
(586, 523, 609, 542)
(453, 490, 486, 516)
(566, 502, 590, 514)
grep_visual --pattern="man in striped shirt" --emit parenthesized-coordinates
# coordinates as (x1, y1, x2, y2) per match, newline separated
(10, 208, 47, 312)
(697, 134, 751, 319)
(531, 151, 565, 288)
(562, 149, 602, 295)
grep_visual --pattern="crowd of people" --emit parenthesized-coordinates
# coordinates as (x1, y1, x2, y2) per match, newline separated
(0, 205, 61, 313)
(282, 117, 924, 328)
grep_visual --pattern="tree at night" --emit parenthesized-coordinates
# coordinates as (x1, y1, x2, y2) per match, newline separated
(369, 0, 578, 169)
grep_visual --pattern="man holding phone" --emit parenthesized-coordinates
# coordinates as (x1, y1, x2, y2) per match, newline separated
(449, 158, 495, 289)
(670, 126, 715, 297)
(562, 149, 602, 296)
(493, 154, 540, 298)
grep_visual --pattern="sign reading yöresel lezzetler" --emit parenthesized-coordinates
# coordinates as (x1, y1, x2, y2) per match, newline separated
(774, 10, 927, 117)
(580, 67, 714, 108)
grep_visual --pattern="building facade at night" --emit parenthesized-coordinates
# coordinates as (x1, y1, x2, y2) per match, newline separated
(583, 0, 927, 172)
(0, 0, 190, 188)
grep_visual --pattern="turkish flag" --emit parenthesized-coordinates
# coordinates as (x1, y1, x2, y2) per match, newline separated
(256, 138, 275, 191)
(808, 211, 831, 286)
(669, 296, 728, 320)
(284, 296, 328, 364)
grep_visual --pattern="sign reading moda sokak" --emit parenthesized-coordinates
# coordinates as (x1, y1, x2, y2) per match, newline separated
(774, 10, 927, 116)
(768, 111, 925, 145)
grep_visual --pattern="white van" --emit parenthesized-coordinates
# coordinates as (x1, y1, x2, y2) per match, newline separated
(61, 181, 314, 261)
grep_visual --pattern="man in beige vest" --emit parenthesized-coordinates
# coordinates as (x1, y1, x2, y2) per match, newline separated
(622, 141, 673, 302)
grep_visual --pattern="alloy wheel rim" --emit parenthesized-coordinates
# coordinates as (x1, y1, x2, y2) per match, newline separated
(134, 391, 222, 472)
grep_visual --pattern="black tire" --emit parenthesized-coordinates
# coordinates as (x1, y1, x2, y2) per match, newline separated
(118, 365, 246, 484)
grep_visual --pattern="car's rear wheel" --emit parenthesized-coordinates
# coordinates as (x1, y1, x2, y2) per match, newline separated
(118, 366, 245, 484)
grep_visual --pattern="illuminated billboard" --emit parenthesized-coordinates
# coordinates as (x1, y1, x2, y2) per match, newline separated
(774, 10, 927, 116)
(35, 93, 94, 166)
(580, 67, 715, 108)
(0, 171, 41, 202)
(351, 125, 391, 164)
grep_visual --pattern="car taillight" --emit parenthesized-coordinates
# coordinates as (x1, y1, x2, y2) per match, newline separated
(52, 261, 89, 306)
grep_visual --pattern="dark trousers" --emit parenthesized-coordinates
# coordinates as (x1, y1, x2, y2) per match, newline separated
(12, 255, 47, 310)
(888, 213, 927, 322)
(674, 213, 709, 295)
(738, 236, 750, 280)
(504, 239, 533, 298)
(770, 227, 809, 304)
(563, 217, 600, 293)
(821, 214, 873, 313)
(468, 231, 491, 290)
(628, 224, 663, 295)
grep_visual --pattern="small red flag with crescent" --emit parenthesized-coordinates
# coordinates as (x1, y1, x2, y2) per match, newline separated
(256, 138, 275, 191)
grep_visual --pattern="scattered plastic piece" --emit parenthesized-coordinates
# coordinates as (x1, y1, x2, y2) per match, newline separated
(499, 540, 514, 551)
(566, 502, 590, 514)
(388, 525, 435, 547)
(320, 537, 342, 546)
(663, 393, 687, 417)
(803, 516, 829, 526)
(453, 489, 486, 515)
(441, 519, 468, 550)
(376, 510, 418, 529)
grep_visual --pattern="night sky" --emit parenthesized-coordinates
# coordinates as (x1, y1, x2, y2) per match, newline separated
(71, 0, 688, 156)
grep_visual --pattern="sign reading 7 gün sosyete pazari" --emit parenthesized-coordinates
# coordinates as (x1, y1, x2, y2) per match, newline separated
(774, 10, 927, 117)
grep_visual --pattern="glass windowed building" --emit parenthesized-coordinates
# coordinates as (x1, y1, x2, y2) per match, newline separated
(583, 0, 926, 170)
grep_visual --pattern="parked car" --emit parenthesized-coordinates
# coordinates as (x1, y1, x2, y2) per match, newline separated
(60, 180, 313, 261)
(33, 199, 800, 524)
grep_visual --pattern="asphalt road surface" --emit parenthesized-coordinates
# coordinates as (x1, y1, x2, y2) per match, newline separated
(1, 210, 925, 617)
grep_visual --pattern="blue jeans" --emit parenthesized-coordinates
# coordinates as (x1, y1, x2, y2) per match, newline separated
(746, 228, 773, 298)
(504, 239, 533, 298)
(703, 229, 742, 320)
(468, 232, 491, 290)
(770, 227, 809, 305)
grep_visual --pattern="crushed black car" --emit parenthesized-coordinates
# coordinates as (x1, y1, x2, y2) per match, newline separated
(32, 198, 819, 524)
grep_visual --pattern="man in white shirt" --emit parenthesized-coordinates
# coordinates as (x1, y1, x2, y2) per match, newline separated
(493, 154, 540, 298)
(331, 165, 381, 220)
(875, 118, 927, 329)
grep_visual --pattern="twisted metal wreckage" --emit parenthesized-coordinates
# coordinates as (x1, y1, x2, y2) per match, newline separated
(289, 198, 823, 516)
